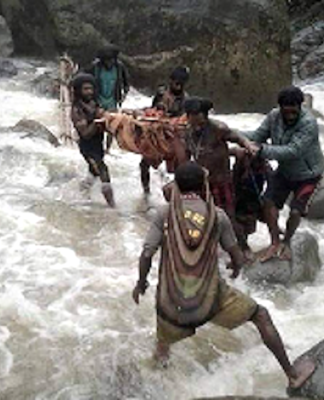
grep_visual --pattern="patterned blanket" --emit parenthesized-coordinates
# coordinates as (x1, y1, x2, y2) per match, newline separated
(104, 109, 187, 171)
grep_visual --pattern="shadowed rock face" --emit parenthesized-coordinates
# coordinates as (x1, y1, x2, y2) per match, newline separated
(0, 0, 56, 56)
(0, 0, 291, 112)
(289, 0, 324, 80)
(0, 15, 13, 57)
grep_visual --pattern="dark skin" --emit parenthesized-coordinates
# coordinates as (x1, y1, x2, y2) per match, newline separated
(173, 113, 254, 255)
(169, 79, 185, 96)
(102, 57, 115, 71)
(72, 83, 105, 140)
(250, 105, 302, 262)
(132, 231, 314, 388)
(71, 82, 115, 207)
(175, 112, 255, 184)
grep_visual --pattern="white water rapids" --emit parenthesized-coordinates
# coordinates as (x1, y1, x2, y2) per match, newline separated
(0, 61, 324, 400)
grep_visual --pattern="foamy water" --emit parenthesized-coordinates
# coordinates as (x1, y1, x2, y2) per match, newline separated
(0, 62, 324, 400)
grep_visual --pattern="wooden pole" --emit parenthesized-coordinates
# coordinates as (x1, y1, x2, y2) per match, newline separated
(59, 53, 77, 145)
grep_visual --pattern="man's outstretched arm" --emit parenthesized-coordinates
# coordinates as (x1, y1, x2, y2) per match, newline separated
(132, 252, 152, 304)
(226, 245, 245, 279)
(132, 207, 166, 304)
(218, 209, 245, 278)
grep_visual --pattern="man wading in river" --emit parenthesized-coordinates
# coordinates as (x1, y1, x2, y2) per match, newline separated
(247, 86, 324, 262)
(87, 44, 129, 151)
(140, 66, 190, 194)
(71, 73, 115, 207)
(173, 97, 255, 257)
(132, 161, 315, 388)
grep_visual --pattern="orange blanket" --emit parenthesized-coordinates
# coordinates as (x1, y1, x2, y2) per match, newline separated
(104, 110, 187, 171)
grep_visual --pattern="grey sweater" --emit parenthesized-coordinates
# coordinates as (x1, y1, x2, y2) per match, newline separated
(246, 108, 324, 181)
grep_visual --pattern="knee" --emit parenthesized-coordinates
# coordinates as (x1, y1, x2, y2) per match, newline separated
(98, 162, 110, 183)
(263, 198, 275, 210)
(290, 208, 301, 219)
(251, 305, 271, 324)
(140, 158, 150, 170)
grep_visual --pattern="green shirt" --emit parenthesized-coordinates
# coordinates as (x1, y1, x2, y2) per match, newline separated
(98, 66, 118, 110)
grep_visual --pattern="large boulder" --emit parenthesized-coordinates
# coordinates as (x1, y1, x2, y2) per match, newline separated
(13, 119, 60, 147)
(0, 15, 13, 57)
(288, 340, 324, 399)
(290, 0, 324, 80)
(61, 0, 293, 114)
(0, 0, 57, 56)
(0, 57, 17, 78)
(291, 21, 324, 80)
(244, 232, 321, 285)
(29, 70, 60, 98)
(1, 0, 291, 113)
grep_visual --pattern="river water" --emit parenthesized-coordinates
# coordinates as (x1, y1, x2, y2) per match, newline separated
(0, 61, 324, 400)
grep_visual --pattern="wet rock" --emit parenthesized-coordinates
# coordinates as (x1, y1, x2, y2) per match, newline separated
(307, 178, 324, 220)
(13, 119, 60, 147)
(0, 16, 14, 57)
(1, 0, 291, 114)
(118, 0, 292, 114)
(288, 340, 324, 399)
(194, 397, 306, 400)
(292, 21, 324, 80)
(29, 70, 60, 98)
(0, 58, 18, 78)
(244, 232, 321, 285)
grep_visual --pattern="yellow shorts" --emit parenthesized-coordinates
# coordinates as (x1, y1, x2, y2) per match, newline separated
(157, 282, 258, 345)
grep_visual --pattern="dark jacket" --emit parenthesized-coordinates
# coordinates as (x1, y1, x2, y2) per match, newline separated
(245, 108, 324, 181)
(87, 59, 129, 107)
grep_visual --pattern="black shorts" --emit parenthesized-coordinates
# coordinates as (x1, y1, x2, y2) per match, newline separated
(79, 148, 110, 183)
(264, 171, 321, 216)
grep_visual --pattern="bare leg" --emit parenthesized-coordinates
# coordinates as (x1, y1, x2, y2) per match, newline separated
(101, 183, 115, 208)
(251, 306, 314, 388)
(279, 209, 301, 261)
(260, 200, 281, 262)
(106, 132, 113, 154)
(235, 227, 255, 263)
(80, 172, 96, 193)
(154, 340, 170, 368)
(140, 158, 151, 194)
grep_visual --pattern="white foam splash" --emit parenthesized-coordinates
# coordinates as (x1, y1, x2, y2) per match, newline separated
(0, 67, 323, 399)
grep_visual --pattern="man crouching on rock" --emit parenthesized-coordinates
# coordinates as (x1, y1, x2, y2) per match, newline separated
(246, 86, 324, 262)
(71, 73, 115, 207)
(132, 161, 315, 389)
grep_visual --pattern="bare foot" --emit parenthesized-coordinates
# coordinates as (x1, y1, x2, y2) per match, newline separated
(259, 243, 281, 263)
(278, 242, 292, 261)
(289, 358, 316, 389)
